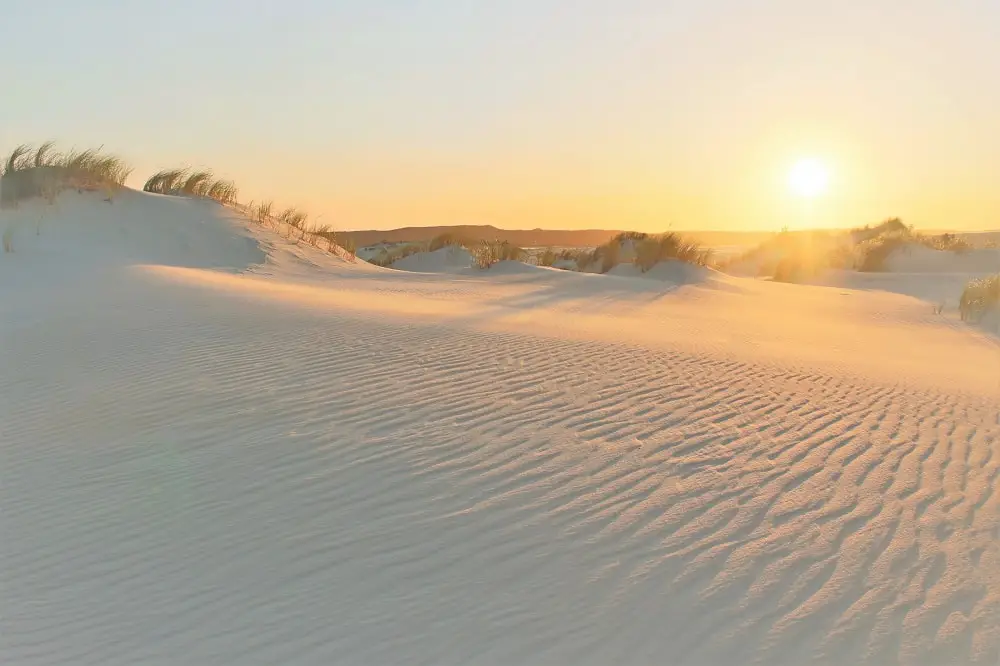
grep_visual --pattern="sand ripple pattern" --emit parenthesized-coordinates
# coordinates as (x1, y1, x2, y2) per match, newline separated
(4, 273, 1000, 665)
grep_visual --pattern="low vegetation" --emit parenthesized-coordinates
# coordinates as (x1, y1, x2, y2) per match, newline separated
(633, 233, 711, 272)
(725, 219, 985, 281)
(575, 231, 710, 274)
(427, 232, 473, 252)
(142, 166, 353, 259)
(367, 243, 426, 267)
(143, 168, 239, 204)
(473, 240, 525, 269)
(855, 221, 973, 272)
(1, 142, 132, 207)
(960, 275, 999, 324)
(0, 139, 354, 261)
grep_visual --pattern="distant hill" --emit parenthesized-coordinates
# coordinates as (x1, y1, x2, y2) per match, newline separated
(334, 225, 779, 249)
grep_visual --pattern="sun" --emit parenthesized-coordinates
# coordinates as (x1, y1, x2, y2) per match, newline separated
(787, 158, 830, 198)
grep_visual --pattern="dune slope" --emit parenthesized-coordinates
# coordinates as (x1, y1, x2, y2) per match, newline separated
(3, 192, 1000, 665)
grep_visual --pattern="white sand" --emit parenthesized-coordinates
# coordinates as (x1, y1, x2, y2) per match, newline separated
(390, 245, 474, 273)
(885, 243, 1000, 274)
(3, 191, 1000, 665)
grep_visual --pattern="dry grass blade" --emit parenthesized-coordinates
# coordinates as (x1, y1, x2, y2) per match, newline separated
(33, 141, 58, 168)
(3, 144, 33, 175)
(206, 179, 239, 204)
(181, 170, 214, 196)
(278, 207, 308, 229)
(143, 168, 189, 194)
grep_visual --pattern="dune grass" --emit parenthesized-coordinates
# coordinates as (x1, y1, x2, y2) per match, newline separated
(0, 139, 354, 261)
(473, 239, 526, 269)
(368, 243, 426, 267)
(142, 168, 239, 205)
(633, 233, 711, 272)
(855, 222, 974, 272)
(960, 275, 999, 324)
(575, 231, 709, 274)
(143, 166, 353, 259)
(724, 220, 977, 280)
(1, 142, 132, 207)
(428, 232, 473, 252)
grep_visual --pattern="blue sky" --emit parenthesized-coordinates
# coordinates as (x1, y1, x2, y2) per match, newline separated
(3, 0, 999, 230)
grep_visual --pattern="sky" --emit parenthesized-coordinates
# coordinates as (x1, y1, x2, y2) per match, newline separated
(2, 0, 999, 231)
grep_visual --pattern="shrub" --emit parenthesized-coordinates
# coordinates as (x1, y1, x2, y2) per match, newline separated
(960, 275, 999, 323)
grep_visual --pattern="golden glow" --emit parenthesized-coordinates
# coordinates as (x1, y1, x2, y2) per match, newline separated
(787, 158, 830, 199)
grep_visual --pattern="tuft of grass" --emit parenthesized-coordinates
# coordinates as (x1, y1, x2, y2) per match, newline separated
(538, 249, 557, 267)
(278, 206, 308, 229)
(633, 233, 711, 272)
(143, 168, 189, 194)
(3, 144, 33, 175)
(428, 232, 472, 252)
(473, 239, 525, 269)
(332, 232, 356, 257)
(612, 231, 650, 243)
(2, 142, 132, 207)
(369, 243, 426, 267)
(144, 168, 239, 206)
(254, 200, 274, 225)
(206, 179, 239, 204)
(180, 170, 214, 196)
(855, 220, 976, 272)
(960, 275, 999, 323)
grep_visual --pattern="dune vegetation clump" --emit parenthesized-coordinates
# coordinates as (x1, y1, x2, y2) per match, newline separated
(854, 219, 976, 272)
(368, 243, 426, 267)
(428, 232, 473, 252)
(633, 233, 711, 272)
(959, 275, 999, 324)
(143, 168, 239, 205)
(1, 142, 132, 208)
(473, 239, 526, 269)
(575, 231, 709, 274)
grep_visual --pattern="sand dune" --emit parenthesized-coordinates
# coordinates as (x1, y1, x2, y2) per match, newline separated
(3, 191, 1000, 665)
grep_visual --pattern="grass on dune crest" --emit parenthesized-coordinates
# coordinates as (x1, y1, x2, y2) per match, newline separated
(142, 165, 354, 259)
(0, 139, 355, 261)
(142, 168, 238, 204)
(1, 141, 132, 207)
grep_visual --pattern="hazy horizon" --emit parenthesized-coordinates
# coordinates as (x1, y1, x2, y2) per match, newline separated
(3, 0, 998, 232)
